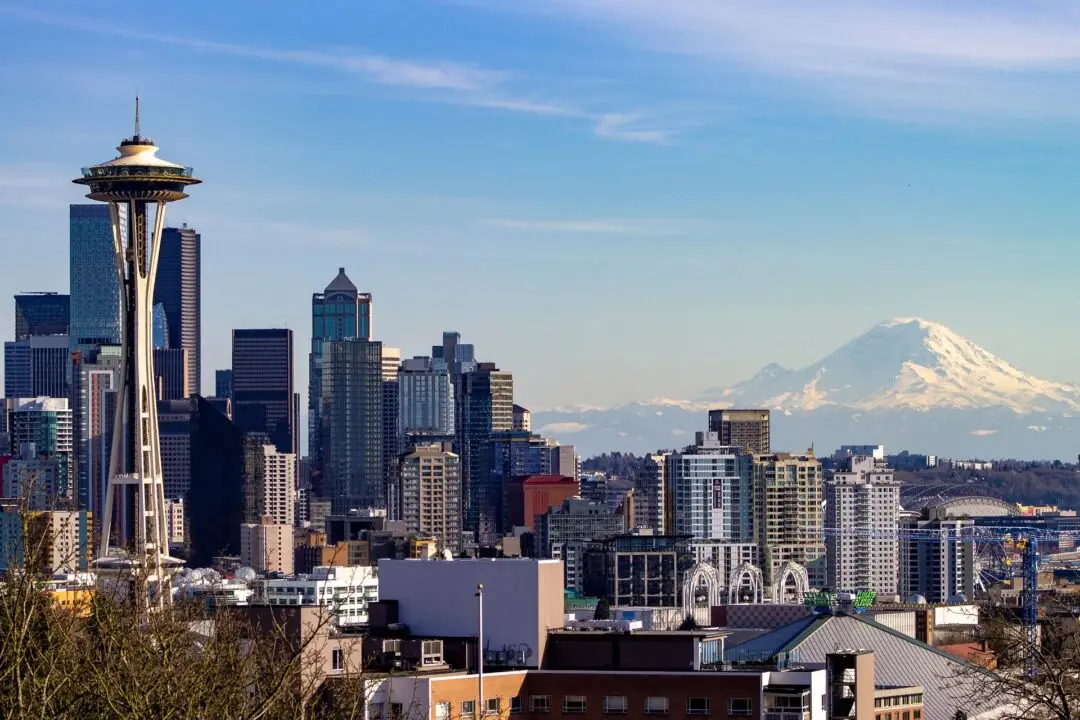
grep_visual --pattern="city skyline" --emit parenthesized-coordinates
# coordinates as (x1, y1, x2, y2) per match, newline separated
(5, 2, 1080, 415)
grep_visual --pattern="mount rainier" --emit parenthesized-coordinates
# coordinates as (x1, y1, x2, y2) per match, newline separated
(533, 318, 1080, 459)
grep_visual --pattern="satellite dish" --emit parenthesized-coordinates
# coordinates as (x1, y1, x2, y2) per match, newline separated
(235, 567, 257, 583)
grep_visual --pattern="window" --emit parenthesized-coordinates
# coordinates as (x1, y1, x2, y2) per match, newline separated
(486, 698, 501, 715)
(436, 702, 451, 720)
(604, 695, 628, 714)
(530, 696, 550, 713)
(390, 703, 403, 718)
(510, 696, 522, 714)
(462, 700, 476, 718)
(368, 702, 384, 719)
(564, 695, 587, 714)
(645, 696, 669, 715)
(727, 698, 752, 716)
(332, 648, 344, 670)
(686, 697, 710, 716)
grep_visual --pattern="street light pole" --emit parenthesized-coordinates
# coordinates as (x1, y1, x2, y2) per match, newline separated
(476, 583, 484, 718)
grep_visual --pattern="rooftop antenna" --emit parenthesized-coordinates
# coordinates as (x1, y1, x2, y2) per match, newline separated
(134, 95, 140, 138)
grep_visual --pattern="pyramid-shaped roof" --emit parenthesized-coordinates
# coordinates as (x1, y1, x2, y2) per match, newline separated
(324, 267, 358, 295)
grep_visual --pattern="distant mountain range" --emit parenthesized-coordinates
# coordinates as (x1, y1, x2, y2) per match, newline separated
(533, 318, 1080, 460)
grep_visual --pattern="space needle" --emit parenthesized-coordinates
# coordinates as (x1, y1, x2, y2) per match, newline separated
(73, 100, 200, 610)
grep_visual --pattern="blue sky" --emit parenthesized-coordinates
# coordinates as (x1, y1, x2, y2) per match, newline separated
(4, 0, 1080, 412)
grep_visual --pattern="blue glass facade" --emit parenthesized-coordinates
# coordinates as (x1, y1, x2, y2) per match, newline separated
(152, 303, 169, 349)
(308, 268, 371, 486)
(69, 204, 120, 348)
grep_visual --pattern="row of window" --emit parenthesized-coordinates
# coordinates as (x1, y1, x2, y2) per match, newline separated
(874, 711, 921, 720)
(431, 696, 754, 717)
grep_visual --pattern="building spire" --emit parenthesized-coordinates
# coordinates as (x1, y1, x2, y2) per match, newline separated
(134, 95, 141, 138)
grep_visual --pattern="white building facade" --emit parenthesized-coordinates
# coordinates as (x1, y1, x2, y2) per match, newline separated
(259, 565, 379, 626)
(825, 456, 901, 595)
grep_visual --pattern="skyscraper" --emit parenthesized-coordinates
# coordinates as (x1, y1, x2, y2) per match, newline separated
(826, 455, 901, 595)
(4, 335, 69, 398)
(753, 451, 826, 590)
(14, 293, 69, 340)
(399, 441, 461, 554)
(71, 346, 120, 523)
(231, 329, 296, 455)
(381, 347, 401, 518)
(68, 204, 121, 348)
(152, 347, 189, 401)
(241, 434, 296, 526)
(322, 338, 383, 512)
(309, 268, 371, 488)
(707, 409, 770, 455)
(153, 225, 201, 395)
(398, 356, 455, 437)
(667, 432, 752, 543)
(637, 453, 667, 533)
(459, 364, 513, 542)
(157, 399, 193, 500)
(188, 396, 244, 568)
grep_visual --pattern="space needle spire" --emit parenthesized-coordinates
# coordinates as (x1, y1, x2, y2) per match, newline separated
(73, 101, 201, 612)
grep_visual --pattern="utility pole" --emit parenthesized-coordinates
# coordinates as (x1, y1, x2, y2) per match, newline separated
(476, 583, 484, 717)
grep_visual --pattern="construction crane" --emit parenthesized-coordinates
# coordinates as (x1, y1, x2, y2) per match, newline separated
(820, 523, 1063, 677)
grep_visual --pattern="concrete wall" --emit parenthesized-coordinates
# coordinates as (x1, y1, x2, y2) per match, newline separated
(378, 558, 564, 666)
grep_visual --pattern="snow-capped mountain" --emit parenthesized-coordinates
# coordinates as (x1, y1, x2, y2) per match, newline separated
(701, 317, 1080, 414)
(534, 318, 1080, 459)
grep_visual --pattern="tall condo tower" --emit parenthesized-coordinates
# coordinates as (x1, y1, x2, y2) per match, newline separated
(73, 101, 200, 610)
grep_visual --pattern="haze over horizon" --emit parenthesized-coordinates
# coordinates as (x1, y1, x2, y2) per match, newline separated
(4, 1, 1080, 414)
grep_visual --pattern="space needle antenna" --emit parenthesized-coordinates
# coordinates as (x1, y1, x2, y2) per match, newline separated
(134, 95, 140, 138)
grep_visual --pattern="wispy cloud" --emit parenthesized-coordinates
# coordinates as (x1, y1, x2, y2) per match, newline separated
(484, 217, 685, 235)
(0, 5, 676, 143)
(483, 0, 1080, 122)
(593, 114, 673, 144)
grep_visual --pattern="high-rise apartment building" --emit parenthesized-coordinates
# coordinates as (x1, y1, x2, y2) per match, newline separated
(153, 225, 201, 395)
(68, 204, 121, 348)
(215, 369, 232, 399)
(536, 497, 625, 593)
(309, 268, 371, 487)
(240, 515, 294, 575)
(637, 453, 667, 533)
(242, 435, 297, 527)
(14, 293, 69, 340)
(707, 409, 770, 455)
(0, 507, 91, 573)
(4, 335, 69, 398)
(321, 338, 383, 512)
(398, 356, 455, 437)
(158, 399, 193, 500)
(153, 347, 189, 401)
(399, 442, 462, 554)
(231, 329, 296, 455)
(752, 451, 826, 589)
(551, 444, 579, 483)
(899, 509, 975, 603)
(826, 455, 901, 595)
(667, 433, 752, 543)
(5, 397, 74, 502)
(459, 363, 512, 541)
(512, 404, 531, 432)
